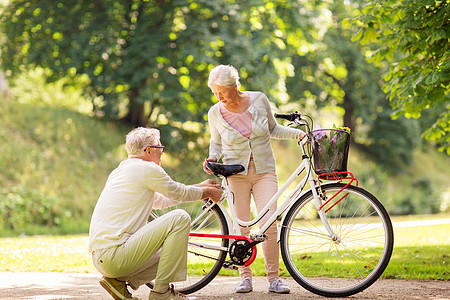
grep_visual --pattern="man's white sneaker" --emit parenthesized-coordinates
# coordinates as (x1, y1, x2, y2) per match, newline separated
(268, 278, 290, 294)
(235, 277, 253, 293)
(149, 284, 189, 300)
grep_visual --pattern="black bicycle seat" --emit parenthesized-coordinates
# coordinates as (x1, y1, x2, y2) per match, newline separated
(206, 162, 245, 177)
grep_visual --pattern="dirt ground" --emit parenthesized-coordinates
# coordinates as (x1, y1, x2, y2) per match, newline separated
(0, 272, 448, 300)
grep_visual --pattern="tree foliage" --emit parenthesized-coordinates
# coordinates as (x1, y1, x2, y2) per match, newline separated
(0, 0, 432, 169)
(284, 1, 386, 134)
(0, 0, 320, 124)
(280, 1, 422, 171)
(0, 0, 327, 161)
(350, 0, 450, 153)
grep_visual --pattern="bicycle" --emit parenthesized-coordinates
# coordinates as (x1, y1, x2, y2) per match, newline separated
(148, 112, 394, 297)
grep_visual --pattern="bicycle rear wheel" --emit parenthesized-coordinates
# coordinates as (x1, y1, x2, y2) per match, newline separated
(146, 200, 229, 294)
(280, 183, 393, 297)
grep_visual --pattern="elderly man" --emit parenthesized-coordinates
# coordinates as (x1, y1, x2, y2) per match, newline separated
(89, 127, 222, 300)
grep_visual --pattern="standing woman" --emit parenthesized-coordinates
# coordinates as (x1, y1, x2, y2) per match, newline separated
(202, 65, 306, 294)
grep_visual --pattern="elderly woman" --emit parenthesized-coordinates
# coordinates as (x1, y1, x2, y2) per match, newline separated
(202, 65, 306, 294)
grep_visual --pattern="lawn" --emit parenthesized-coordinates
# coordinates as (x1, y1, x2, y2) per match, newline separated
(0, 215, 448, 280)
(383, 221, 449, 280)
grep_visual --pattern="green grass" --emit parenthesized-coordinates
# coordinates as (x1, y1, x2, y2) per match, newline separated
(0, 94, 129, 235)
(219, 222, 450, 280)
(384, 222, 450, 280)
(0, 234, 96, 273)
(0, 215, 448, 280)
(1, 70, 449, 280)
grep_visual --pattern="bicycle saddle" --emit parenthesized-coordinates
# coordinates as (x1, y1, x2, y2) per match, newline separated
(206, 162, 245, 177)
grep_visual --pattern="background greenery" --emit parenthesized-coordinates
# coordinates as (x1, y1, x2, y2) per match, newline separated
(1, 84, 449, 235)
(0, 1, 449, 236)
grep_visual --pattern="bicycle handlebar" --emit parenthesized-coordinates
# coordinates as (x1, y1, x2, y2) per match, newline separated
(274, 112, 301, 122)
(275, 112, 311, 140)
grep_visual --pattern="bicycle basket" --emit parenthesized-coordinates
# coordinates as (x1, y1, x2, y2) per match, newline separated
(312, 129, 350, 178)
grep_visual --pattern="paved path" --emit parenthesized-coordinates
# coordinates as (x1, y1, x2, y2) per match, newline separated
(391, 218, 450, 228)
(0, 272, 449, 300)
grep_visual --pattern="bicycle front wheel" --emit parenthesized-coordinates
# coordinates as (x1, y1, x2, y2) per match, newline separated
(146, 200, 229, 294)
(280, 183, 393, 297)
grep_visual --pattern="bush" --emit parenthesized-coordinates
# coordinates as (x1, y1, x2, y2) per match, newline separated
(347, 145, 443, 216)
(0, 77, 127, 235)
(391, 178, 440, 215)
(0, 185, 67, 230)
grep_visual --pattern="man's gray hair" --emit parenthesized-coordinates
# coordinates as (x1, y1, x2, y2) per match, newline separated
(126, 127, 160, 156)
(208, 64, 241, 89)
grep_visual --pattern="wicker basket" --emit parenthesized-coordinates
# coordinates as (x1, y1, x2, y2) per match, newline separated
(312, 129, 350, 178)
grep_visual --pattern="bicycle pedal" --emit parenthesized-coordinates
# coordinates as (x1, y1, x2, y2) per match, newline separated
(223, 261, 238, 270)
(249, 234, 267, 242)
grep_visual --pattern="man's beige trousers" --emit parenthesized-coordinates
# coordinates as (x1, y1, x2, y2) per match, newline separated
(92, 209, 190, 289)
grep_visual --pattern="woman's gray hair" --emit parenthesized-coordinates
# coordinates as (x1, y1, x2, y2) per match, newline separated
(125, 127, 160, 156)
(208, 64, 241, 89)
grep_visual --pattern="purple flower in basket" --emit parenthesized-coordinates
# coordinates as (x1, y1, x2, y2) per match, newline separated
(312, 124, 351, 175)
(313, 125, 327, 139)
(330, 134, 337, 144)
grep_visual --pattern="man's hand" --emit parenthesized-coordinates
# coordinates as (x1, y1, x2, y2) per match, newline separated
(200, 179, 221, 188)
(201, 185, 222, 202)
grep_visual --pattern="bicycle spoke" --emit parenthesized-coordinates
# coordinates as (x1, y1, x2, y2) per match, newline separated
(282, 225, 332, 240)
(280, 184, 393, 297)
(147, 201, 229, 294)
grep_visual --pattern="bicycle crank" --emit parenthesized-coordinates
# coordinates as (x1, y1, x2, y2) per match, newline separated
(228, 239, 255, 266)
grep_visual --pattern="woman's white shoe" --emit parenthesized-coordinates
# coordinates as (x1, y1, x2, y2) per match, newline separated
(268, 278, 290, 294)
(235, 277, 253, 293)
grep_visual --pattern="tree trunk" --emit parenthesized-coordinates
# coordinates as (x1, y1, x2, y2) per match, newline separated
(124, 89, 146, 126)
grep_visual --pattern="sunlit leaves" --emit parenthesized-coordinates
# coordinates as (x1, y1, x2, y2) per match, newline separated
(351, 0, 450, 151)
(1, 0, 324, 135)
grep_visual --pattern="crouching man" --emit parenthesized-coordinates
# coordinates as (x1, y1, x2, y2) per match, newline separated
(89, 127, 222, 300)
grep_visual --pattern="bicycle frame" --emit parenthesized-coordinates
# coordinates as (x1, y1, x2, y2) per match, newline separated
(228, 138, 339, 241)
(191, 136, 340, 250)
(174, 113, 393, 297)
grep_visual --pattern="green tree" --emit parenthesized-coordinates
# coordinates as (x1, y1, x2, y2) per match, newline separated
(366, 108, 421, 171)
(285, 24, 385, 134)
(0, 0, 323, 126)
(0, 1, 247, 125)
(0, 0, 330, 162)
(281, 1, 386, 134)
(282, 0, 423, 171)
(350, 0, 450, 154)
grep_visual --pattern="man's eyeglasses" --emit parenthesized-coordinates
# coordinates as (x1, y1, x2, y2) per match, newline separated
(146, 146, 165, 152)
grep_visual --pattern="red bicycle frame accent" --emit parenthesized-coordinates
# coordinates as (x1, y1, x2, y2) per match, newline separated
(188, 233, 258, 267)
(317, 171, 358, 213)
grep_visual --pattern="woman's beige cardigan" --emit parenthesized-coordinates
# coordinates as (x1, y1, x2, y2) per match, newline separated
(208, 91, 304, 175)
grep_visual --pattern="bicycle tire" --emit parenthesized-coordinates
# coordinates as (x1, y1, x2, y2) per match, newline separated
(280, 183, 393, 297)
(145, 200, 229, 294)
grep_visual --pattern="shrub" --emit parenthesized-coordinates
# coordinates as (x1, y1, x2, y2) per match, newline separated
(0, 185, 67, 230)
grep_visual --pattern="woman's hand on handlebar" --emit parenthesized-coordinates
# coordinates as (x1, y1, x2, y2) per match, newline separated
(299, 131, 307, 140)
(202, 157, 217, 175)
